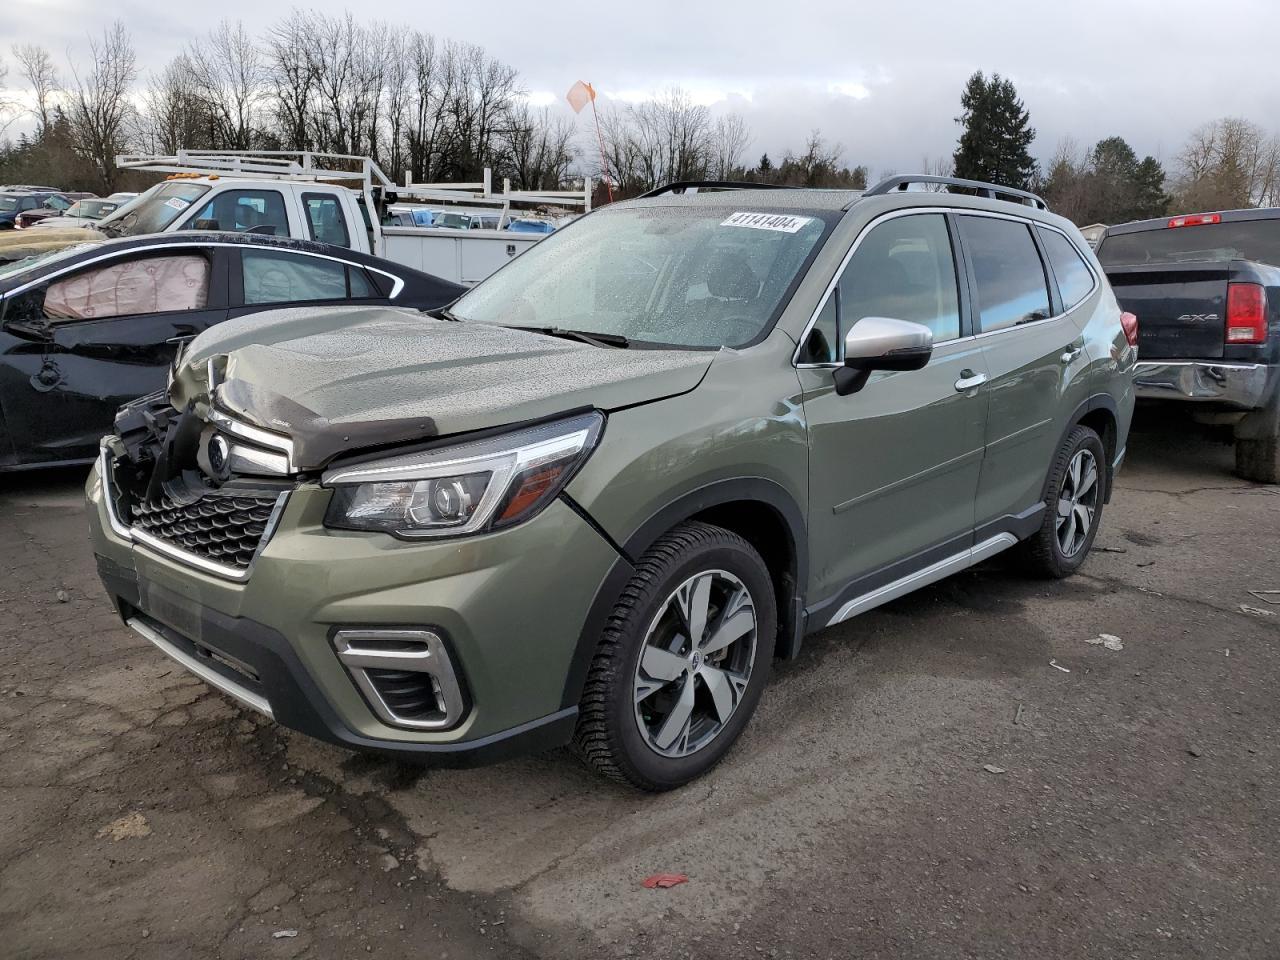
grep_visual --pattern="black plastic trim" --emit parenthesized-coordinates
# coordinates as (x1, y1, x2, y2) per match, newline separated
(97, 559, 576, 765)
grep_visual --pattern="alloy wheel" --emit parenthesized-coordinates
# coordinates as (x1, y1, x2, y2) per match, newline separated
(632, 569, 758, 758)
(1056, 448, 1100, 557)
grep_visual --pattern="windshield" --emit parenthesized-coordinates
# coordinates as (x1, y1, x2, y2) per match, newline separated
(436, 213, 469, 229)
(450, 205, 833, 348)
(1098, 219, 1280, 267)
(0, 242, 95, 281)
(68, 200, 117, 219)
(97, 182, 211, 237)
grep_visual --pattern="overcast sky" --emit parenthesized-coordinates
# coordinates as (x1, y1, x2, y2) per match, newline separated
(5, 0, 1279, 176)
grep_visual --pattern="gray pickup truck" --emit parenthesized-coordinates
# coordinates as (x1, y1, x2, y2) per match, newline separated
(1097, 210, 1280, 482)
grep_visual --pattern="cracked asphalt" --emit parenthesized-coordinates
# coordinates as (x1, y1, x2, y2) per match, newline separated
(2, 411, 1278, 959)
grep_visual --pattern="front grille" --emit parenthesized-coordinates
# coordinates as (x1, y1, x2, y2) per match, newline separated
(364, 668, 445, 722)
(130, 493, 279, 571)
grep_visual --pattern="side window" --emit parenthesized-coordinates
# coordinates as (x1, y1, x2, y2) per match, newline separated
(957, 216, 1051, 332)
(799, 292, 839, 363)
(348, 267, 376, 298)
(42, 255, 210, 322)
(242, 250, 348, 304)
(839, 213, 961, 345)
(303, 194, 351, 249)
(1038, 227, 1095, 311)
(185, 190, 289, 236)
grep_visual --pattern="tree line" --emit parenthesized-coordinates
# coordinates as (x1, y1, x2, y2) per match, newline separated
(2, 27, 1279, 225)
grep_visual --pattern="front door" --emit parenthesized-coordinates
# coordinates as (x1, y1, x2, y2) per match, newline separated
(0, 247, 229, 466)
(953, 214, 1094, 528)
(797, 212, 989, 620)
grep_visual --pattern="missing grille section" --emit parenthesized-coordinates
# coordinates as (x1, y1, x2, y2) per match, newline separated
(332, 630, 465, 731)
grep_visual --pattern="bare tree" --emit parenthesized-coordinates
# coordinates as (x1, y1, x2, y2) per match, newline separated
(185, 21, 267, 150)
(710, 113, 750, 180)
(141, 55, 213, 153)
(1177, 117, 1280, 209)
(0, 56, 16, 135)
(13, 44, 59, 134)
(502, 104, 575, 190)
(66, 22, 138, 192)
(265, 10, 317, 151)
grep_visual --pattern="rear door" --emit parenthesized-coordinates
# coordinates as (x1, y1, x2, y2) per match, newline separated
(797, 211, 988, 612)
(0, 246, 230, 465)
(958, 214, 1094, 528)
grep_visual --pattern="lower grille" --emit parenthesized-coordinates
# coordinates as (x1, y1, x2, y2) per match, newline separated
(364, 668, 444, 722)
(130, 493, 279, 572)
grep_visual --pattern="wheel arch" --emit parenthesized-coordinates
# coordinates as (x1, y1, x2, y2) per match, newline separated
(1055, 394, 1120, 503)
(559, 478, 809, 712)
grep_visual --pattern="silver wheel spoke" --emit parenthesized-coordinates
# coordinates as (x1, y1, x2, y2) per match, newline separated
(1057, 497, 1073, 519)
(1075, 503, 1093, 532)
(1068, 453, 1082, 493)
(701, 594, 754, 656)
(701, 665, 744, 725)
(1060, 512, 1077, 550)
(653, 677, 695, 751)
(641, 645, 688, 683)
(1077, 462, 1097, 498)
(676, 574, 713, 646)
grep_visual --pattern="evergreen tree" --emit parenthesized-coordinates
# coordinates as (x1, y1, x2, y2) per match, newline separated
(952, 71, 1038, 190)
(1131, 156, 1170, 220)
(758, 153, 773, 175)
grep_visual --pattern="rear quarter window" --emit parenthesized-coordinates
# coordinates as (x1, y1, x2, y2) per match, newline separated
(1038, 228, 1096, 310)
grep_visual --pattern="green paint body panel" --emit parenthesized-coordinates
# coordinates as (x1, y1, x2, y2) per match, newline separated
(85, 185, 1135, 762)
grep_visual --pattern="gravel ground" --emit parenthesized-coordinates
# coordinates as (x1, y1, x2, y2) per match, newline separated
(1, 412, 1277, 959)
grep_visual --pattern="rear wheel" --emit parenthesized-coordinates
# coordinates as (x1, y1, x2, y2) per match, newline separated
(1021, 425, 1107, 578)
(1235, 435, 1280, 484)
(572, 521, 775, 791)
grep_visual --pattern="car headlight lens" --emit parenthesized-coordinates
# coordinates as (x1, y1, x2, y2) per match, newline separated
(322, 411, 604, 537)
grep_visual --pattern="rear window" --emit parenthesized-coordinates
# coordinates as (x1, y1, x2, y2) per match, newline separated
(1098, 219, 1280, 267)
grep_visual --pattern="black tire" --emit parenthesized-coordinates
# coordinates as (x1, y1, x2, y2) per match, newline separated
(1235, 435, 1280, 484)
(1020, 424, 1107, 578)
(571, 521, 776, 791)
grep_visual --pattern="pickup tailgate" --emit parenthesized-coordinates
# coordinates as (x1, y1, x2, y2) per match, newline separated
(1104, 262, 1230, 359)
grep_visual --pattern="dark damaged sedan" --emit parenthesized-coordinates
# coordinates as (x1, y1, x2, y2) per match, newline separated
(0, 232, 464, 470)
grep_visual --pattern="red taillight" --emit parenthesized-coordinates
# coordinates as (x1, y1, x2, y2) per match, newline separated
(1226, 282, 1267, 344)
(1168, 213, 1222, 228)
(1120, 311, 1139, 348)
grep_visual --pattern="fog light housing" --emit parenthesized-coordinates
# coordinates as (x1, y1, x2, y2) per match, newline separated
(332, 629, 465, 730)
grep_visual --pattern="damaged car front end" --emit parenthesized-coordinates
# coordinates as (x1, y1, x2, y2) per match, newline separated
(85, 313, 694, 762)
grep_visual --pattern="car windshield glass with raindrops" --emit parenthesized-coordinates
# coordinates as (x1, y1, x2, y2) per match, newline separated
(449, 204, 835, 348)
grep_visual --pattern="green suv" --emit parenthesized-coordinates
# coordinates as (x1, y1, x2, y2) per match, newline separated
(86, 175, 1136, 790)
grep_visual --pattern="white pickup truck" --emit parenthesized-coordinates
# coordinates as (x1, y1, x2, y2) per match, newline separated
(30, 151, 591, 286)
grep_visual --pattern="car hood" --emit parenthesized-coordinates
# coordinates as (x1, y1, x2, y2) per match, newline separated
(178, 305, 714, 469)
(0, 227, 106, 262)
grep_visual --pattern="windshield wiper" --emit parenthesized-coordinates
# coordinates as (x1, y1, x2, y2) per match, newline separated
(428, 306, 463, 321)
(515, 326, 630, 348)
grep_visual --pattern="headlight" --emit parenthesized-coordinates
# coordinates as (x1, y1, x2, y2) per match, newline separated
(322, 411, 604, 537)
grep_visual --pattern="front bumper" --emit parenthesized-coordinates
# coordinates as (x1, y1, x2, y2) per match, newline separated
(86, 461, 619, 762)
(1133, 361, 1271, 409)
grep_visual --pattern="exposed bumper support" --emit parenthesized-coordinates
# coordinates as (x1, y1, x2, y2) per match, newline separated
(1133, 361, 1270, 409)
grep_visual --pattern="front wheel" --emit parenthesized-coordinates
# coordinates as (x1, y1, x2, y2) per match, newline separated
(572, 521, 776, 791)
(1020, 424, 1107, 578)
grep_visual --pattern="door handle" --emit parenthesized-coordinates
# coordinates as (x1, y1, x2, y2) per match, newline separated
(1060, 347, 1083, 364)
(954, 370, 987, 392)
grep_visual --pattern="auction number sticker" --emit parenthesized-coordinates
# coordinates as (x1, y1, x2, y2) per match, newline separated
(721, 211, 813, 233)
(164, 197, 191, 211)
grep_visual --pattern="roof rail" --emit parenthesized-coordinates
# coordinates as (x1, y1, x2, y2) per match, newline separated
(864, 174, 1048, 211)
(638, 180, 794, 198)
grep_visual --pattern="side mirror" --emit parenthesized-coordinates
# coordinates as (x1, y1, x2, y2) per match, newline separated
(833, 316, 934, 396)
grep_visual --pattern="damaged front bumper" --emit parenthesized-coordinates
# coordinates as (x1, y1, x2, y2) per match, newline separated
(86, 451, 619, 763)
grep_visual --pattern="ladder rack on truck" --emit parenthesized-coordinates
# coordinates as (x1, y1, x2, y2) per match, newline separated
(115, 150, 592, 284)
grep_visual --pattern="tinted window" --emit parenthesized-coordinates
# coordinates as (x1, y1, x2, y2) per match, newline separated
(243, 250, 347, 304)
(348, 267, 375, 298)
(1097, 219, 1280, 267)
(186, 190, 288, 236)
(1039, 228, 1095, 310)
(303, 194, 351, 248)
(799, 293, 839, 363)
(42, 255, 210, 323)
(958, 216, 1051, 332)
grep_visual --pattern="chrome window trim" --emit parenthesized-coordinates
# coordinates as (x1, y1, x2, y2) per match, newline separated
(0, 240, 404, 302)
(793, 206, 1099, 369)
